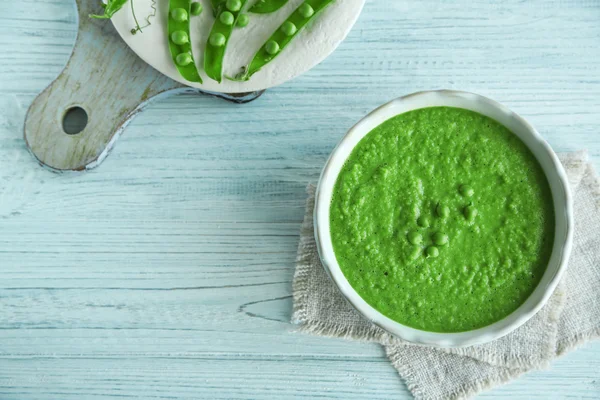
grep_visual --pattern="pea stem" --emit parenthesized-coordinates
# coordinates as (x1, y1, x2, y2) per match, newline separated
(130, 0, 142, 33)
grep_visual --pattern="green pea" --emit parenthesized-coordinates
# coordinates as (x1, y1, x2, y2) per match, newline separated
(298, 3, 314, 17)
(175, 52, 193, 66)
(171, 8, 188, 22)
(280, 21, 297, 36)
(220, 11, 235, 25)
(265, 40, 280, 55)
(459, 184, 474, 197)
(409, 246, 421, 261)
(464, 205, 478, 221)
(210, 32, 226, 47)
(436, 203, 449, 218)
(426, 246, 440, 258)
(171, 30, 189, 45)
(417, 215, 430, 228)
(226, 0, 242, 11)
(432, 232, 448, 246)
(237, 13, 250, 27)
(190, 2, 203, 15)
(407, 231, 422, 245)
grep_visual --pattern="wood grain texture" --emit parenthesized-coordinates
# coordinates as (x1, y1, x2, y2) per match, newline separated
(1, 0, 600, 399)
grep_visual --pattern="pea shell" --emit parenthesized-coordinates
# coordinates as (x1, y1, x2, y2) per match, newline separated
(204, 0, 250, 82)
(168, 0, 202, 83)
(242, 0, 335, 80)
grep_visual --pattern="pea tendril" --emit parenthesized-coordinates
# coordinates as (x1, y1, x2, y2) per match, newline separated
(90, 0, 155, 35)
(130, 0, 142, 33)
(130, 0, 157, 34)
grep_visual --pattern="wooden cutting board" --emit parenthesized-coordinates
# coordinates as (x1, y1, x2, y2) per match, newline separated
(23, 0, 263, 172)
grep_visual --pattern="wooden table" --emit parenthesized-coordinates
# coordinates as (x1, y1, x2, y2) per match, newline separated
(1, 0, 599, 398)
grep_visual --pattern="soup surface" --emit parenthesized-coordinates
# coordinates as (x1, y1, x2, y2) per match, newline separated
(330, 107, 555, 332)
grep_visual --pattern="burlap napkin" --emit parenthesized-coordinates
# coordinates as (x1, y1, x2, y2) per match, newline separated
(292, 151, 600, 399)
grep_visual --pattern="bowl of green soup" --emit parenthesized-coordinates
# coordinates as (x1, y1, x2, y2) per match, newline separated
(315, 90, 573, 347)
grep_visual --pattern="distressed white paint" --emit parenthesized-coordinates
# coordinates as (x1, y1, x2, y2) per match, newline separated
(1, 0, 600, 399)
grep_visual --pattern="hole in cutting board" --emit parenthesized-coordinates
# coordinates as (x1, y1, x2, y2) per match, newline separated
(62, 107, 88, 135)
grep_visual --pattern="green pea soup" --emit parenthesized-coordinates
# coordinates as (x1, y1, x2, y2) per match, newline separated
(330, 107, 555, 333)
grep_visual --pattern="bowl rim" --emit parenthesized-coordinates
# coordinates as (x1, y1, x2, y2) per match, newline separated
(314, 89, 574, 348)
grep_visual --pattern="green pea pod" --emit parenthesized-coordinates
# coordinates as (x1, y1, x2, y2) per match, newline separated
(168, 0, 203, 83)
(239, 0, 334, 80)
(204, 0, 250, 82)
(249, 0, 289, 14)
(90, 0, 128, 19)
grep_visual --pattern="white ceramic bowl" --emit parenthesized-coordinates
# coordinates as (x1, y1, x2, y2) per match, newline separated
(314, 90, 573, 348)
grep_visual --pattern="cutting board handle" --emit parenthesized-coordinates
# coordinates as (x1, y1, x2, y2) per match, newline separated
(24, 0, 262, 171)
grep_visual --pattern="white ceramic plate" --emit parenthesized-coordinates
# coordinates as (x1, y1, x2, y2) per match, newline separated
(314, 90, 574, 348)
(110, 0, 365, 93)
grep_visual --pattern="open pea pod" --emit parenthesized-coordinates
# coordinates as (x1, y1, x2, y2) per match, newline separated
(240, 0, 334, 80)
(168, 0, 203, 83)
(249, 0, 289, 14)
(205, 0, 250, 82)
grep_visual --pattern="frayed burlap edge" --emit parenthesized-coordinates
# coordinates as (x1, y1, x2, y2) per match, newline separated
(557, 161, 600, 354)
(386, 345, 527, 400)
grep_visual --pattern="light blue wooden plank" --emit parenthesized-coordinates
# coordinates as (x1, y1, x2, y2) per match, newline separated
(0, 0, 599, 399)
